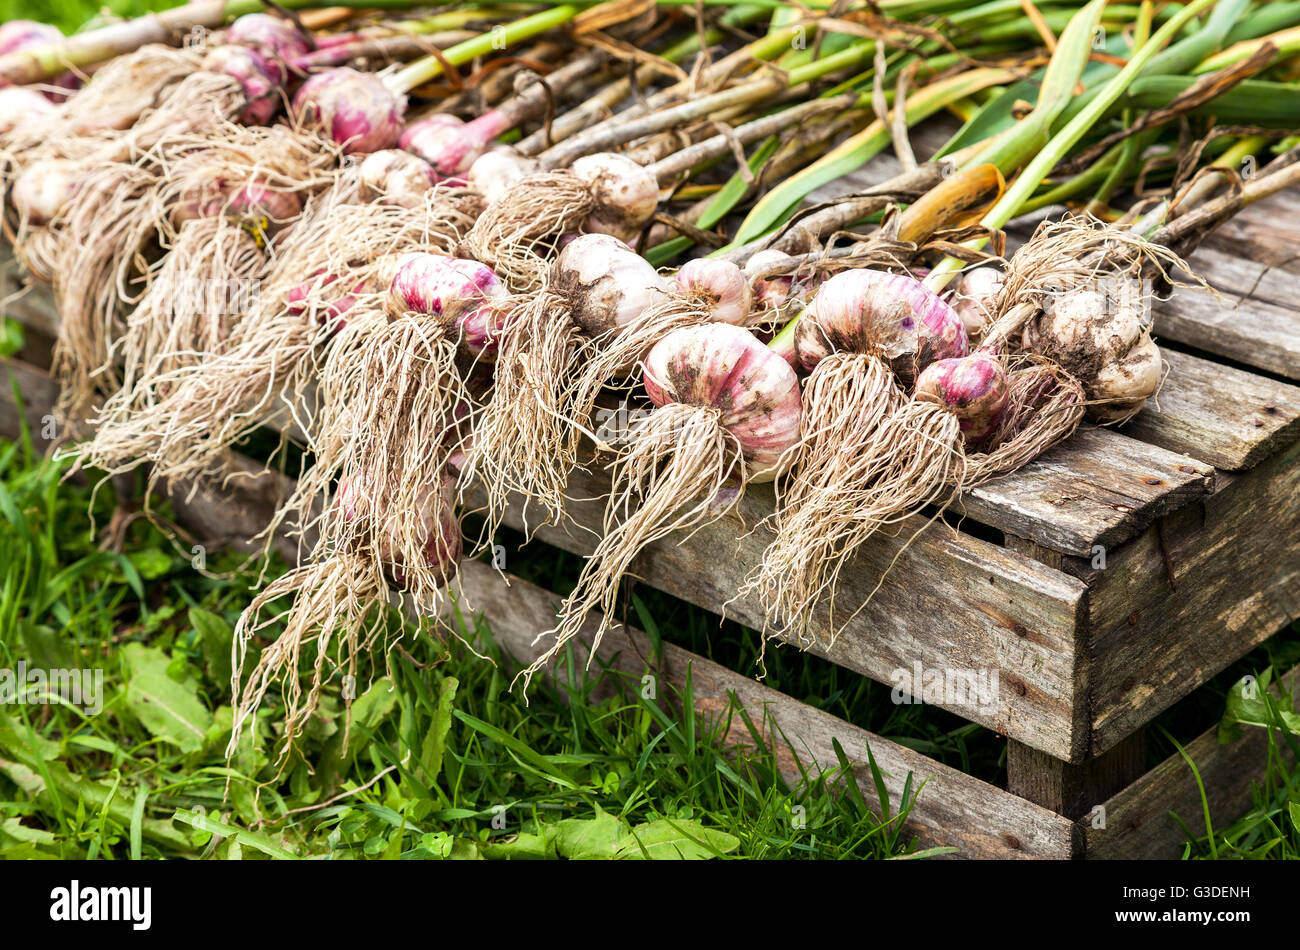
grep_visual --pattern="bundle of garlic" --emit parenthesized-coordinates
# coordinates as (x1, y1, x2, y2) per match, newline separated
(518, 321, 802, 689)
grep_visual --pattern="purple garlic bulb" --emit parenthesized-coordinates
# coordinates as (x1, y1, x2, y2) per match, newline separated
(225, 13, 310, 76)
(794, 269, 968, 377)
(0, 20, 61, 56)
(914, 352, 1009, 442)
(293, 68, 405, 154)
(644, 323, 802, 481)
(387, 254, 509, 357)
(400, 110, 513, 181)
(674, 259, 753, 325)
(285, 271, 369, 335)
(744, 249, 796, 313)
(203, 45, 285, 125)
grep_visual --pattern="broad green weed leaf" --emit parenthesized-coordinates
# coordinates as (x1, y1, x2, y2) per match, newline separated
(189, 608, 233, 687)
(122, 643, 212, 752)
(553, 805, 627, 859)
(617, 818, 739, 860)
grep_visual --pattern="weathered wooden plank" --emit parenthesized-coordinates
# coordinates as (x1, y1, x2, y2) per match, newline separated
(448, 560, 1076, 859)
(1190, 242, 1300, 317)
(1088, 436, 1300, 755)
(1204, 189, 1300, 274)
(1154, 249, 1300, 382)
(0, 242, 58, 338)
(958, 428, 1214, 558)
(1086, 665, 1299, 860)
(1122, 348, 1300, 471)
(1007, 731, 1146, 822)
(0, 357, 60, 445)
(481, 467, 1092, 761)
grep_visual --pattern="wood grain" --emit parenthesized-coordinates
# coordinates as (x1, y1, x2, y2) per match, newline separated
(959, 427, 1214, 558)
(1087, 436, 1300, 755)
(1086, 666, 1298, 860)
(1122, 348, 1300, 471)
(1007, 731, 1146, 822)
(0, 244, 59, 339)
(1154, 252, 1300, 382)
(1204, 189, 1300, 274)
(477, 466, 1093, 761)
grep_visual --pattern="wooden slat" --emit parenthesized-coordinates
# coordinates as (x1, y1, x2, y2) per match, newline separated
(1008, 731, 1146, 822)
(449, 561, 1076, 859)
(1123, 348, 1300, 470)
(1154, 249, 1300, 382)
(1087, 665, 1299, 860)
(958, 428, 1214, 558)
(1191, 242, 1300, 316)
(1204, 189, 1300, 274)
(0, 357, 59, 443)
(481, 468, 1094, 762)
(0, 243, 58, 338)
(1087, 436, 1300, 755)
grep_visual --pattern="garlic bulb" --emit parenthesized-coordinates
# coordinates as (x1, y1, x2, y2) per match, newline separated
(0, 20, 60, 54)
(744, 249, 797, 312)
(948, 265, 1004, 337)
(225, 14, 310, 68)
(644, 323, 802, 481)
(358, 149, 437, 207)
(674, 258, 753, 325)
(398, 113, 464, 153)
(285, 271, 369, 334)
(468, 145, 542, 205)
(1089, 334, 1162, 422)
(226, 183, 302, 224)
(202, 45, 283, 126)
(1023, 280, 1159, 422)
(0, 87, 56, 136)
(12, 158, 80, 225)
(552, 233, 669, 334)
(793, 269, 968, 376)
(399, 110, 512, 180)
(387, 253, 509, 356)
(914, 353, 1009, 442)
(293, 68, 405, 154)
(570, 152, 659, 243)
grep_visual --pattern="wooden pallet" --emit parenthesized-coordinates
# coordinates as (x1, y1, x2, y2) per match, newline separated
(2, 179, 1298, 858)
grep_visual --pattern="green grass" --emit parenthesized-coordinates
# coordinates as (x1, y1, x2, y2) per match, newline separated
(0, 426, 955, 859)
(0, 0, 184, 36)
